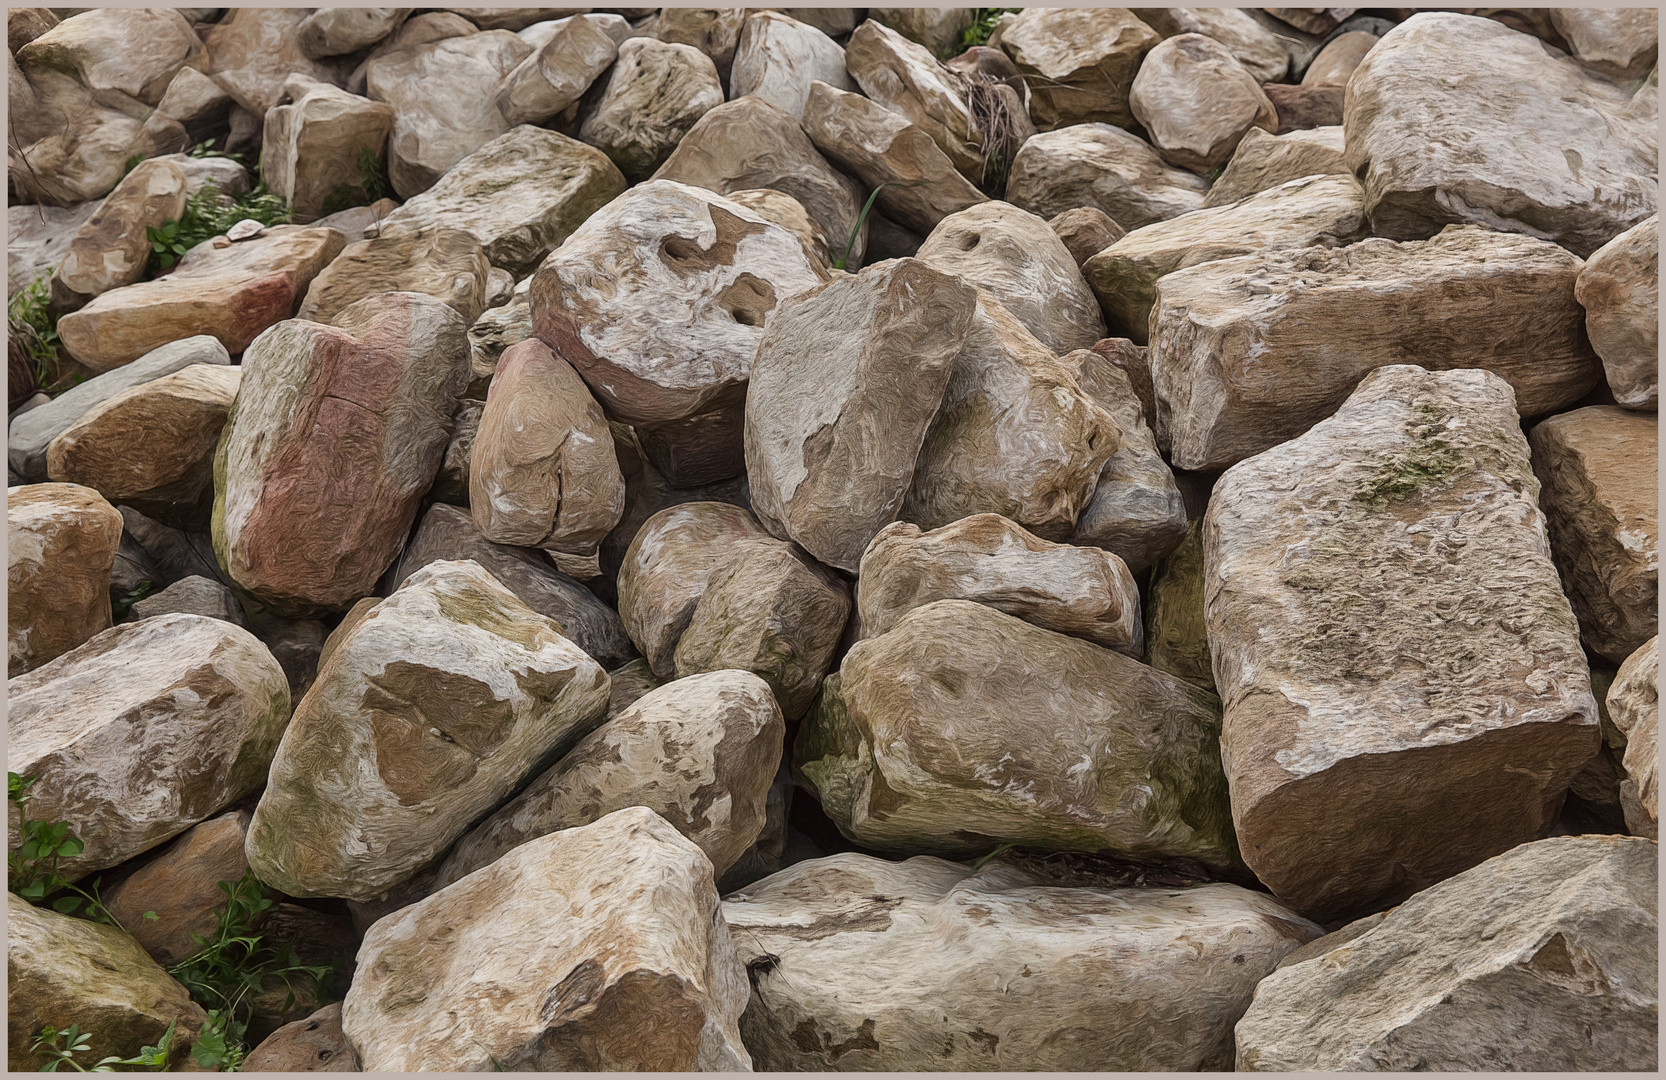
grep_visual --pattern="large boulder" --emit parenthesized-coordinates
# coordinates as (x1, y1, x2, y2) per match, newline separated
(727, 853, 1321, 1071)
(1205, 365, 1602, 923)
(102, 811, 250, 967)
(341, 806, 751, 1071)
(843, 19, 986, 182)
(1344, 12, 1657, 257)
(1130, 33, 1278, 173)
(989, 8, 1160, 130)
(14, 7, 206, 107)
(1005, 123, 1209, 229)
(798, 599, 1236, 867)
(655, 7, 746, 83)
(297, 228, 492, 325)
(260, 77, 395, 223)
(245, 559, 611, 901)
(297, 8, 411, 58)
(213, 291, 470, 615)
(1201, 125, 1348, 208)
(202, 7, 354, 116)
(49, 158, 188, 305)
(1550, 7, 1660, 83)
(1235, 835, 1658, 1071)
(8, 482, 121, 676)
(1151, 227, 1601, 471)
(494, 12, 623, 126)
(9, 99, 187, 207)
(1609, 637, 1659, 837)
(1528, 406, 1658, 665)
(730, 10, 853, 119)
(578, 37, 724, 181)
(744, 258, 977, 571)
(1129, 7, 1290, 82)
(1576, 214, 1658, 410)
(8, 613, 289, 879)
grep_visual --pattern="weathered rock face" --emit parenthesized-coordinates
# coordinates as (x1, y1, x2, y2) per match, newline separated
(495, 12, 622, 126)
(154, 65, 234, 143)
(8, 894, 206, 1072)
(1129, 7, 1291, 83)
(1143, 519, 1213, 692)
(203, 7, 354, 116)
(1576, 214, 1658, 410)
(1528, 406, 1658, 665)
(260, 78, 394, 223)
(56, 226, 346, 373)
(727, 853, 1321, 1071)
(901, 293, 1119, 541)
(990, 8, 1160, 130)
(1130, 33, 1278, 172)
(9, 93, 189, 207)
(1608, 637, 1659, 837)
(103, 811, 250, 966)
(127, 574, 245, 627)
(214, 291, 470, 615)
(1262, 80, 1342, 132)
(298, 228, 491, 325)
(579, 38, 724, 180)
(1345, 12, 1657, 257)
(724, 187, 832, 267)
(438, 669, 783, 886)
(654, 6, 745, 83)
(1301, 29, 1377, 85)
(1550, 7, 1659, 83)
(9, 199, 102, 299)
(1049, 206, 1125, 267)
(51, 158, 187, 304)
(730, 11, 853, 119)
(869, 8, 973, 57)
(297, 8, 411, 58)
(857, 515, 1141, 655)
(14, 7, 206, 108)
(1151, 227, 1601, 471)
(1236, 835, 1658, 1071)
(465, 277, 531, 395)
(915, 201, 1106, 354)
(598, 428, 752, 593)
(8, 482, 121, 676)
(1202, 125, 1346, 208)
(341, 806, 752, 1071)
(1086, 173, 1367, 343)
(745, 259, 978, 572)
(245, 560, 611, 901)
(1205, 365, 1602, 923)
(844, 19, 985, 181)
(46, 363, 240, 525)
(799, 599, 1235, 865)
(8, 613, 289, 879)
(244, 1002, 358, 1073)
(1005, 123, 1210, 229)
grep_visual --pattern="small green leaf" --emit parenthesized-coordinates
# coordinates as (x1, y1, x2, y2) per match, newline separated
(52, 895, 83, 915)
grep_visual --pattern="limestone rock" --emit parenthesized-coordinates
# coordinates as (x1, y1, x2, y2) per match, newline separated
(1048, 207, 1125, 268)
(727, 853, 1321, 1071)
(11, 104, 188, 207)
(444, 8, 577, 32)
(731, 11, 854, 120)
(656, 7, 746, 83)
(376, 126, 626, 280)
(8, 613, 289, 878)
(260, 78, 395, 223)
(51, 158, 187, 304)
(15, 7, 206, 107)
(7, 894, 206, 1072)
(56, 225, 346, 373)
(202, 7, 354, 116)
(1202, 124, 1347, 207)
(1143, 519, 1213, 692)
(1130, 33, 1278, 172)
(298, 229, 491, 325)
(1301, 29, 1377, 85)
(495, 13, 621, 126)
(103, 811, 249, 967)
(466, 277, 532, 395)
(7, 7, 57, 53)
(1345, 12, 1657, 257)
(1262, 81, 1342, 132)
(1576, 214, 1658, 410)
(438, 669, 783, 886)
(1129, 7, 1290, 82)
(869, 8, 974, 57)
(598, 428, 752, 594)
(8, 482, 121, 676)
(8, 199, 102, 299)
(126, 575, 245, 628)
(1528, 406, 1658, 665)
(724, 188, 832, 267)
(154, 66, 234, 143)
(1205, 365, 1603, 923)
(345, 10, 480, 95)
(1150, 227, 1598, 470)
(1235, 835, 1657, 1071)
(429, 398, 481, 505)
(245, 559, 611, 901)
(744, 258, 977, 572)
(1005, 123, 1209, 229)
(579, 38, 724, 180)
(244, 1002, 358, 1073)
(1550, 7, 1659, 83)
(1608, 637, 1659, 837)
(844, 19, 985, 181)
(799, 599, 1235, 865)
(990, 8, 1160, 130)
(214, 291, 469, 615)
(341, 806, 751, 1071)
(297, 8, 411, 59)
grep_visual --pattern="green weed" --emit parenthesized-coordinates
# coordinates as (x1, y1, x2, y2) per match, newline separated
(835, 181, 926, 270)
(957, 8, 1021, 53)
(144, 184, 292, 278)
(7, 773, 151, 930)
(31, 1021, 175, 1072)
(8, 275, 60, 388)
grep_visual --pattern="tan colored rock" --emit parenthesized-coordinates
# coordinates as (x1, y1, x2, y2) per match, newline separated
(1550, 7, 1659, 83)
(1609, 637, 1659, 837)
(1301, 29, 1377, 84)
(8, 199, 101, 300)
(579, 38, 723, 180)
(45, 363, 240, 524)
(1576, 215, 1658, 410)
(869, 8, 974, 57)
(8, 613, 290, 878)
(103, 811, 249, 967)
(495, 12, 620, 126)
(245, 560, 610, 901)
(7, 894, 206, 1072)
(244, 1002, 358, 1073)
(7, 7, 57, 53)
(466, 275, 532, 395)
(1143, 519, 1213, 692)
(345, 10, 480, 95)
(1529, 406, 1658, 665)
(342, 806, 752, 1070)
(1202, 124, 1347, 207)
(202, 7, 354, 116)
(1129, 7, 1290, 82)
(729, 852, 1320, 1071)
(10, 103, 188, 207)
(1346, 12, 1657, 258)
(126, 575, 245, 627)
(154, 65, 234, 142)
(56, 225, 346, 373)
(1150, 227, 1603, 471)
(597, 428, 752, 590)
(1005, 123, 1209, 229)
(731, 11, 854, 120)
(50, 158, 187, 304)
(844, 19, 986, 181)
(260, 78, 394, 224)
(990, 8, 1160, 130)
(725, 188, 832, 267)
(15, 7, 206, 107)
(8, 482, 121, 676)
(1262, 81, 1342, 132)
(1205, 365, 1603, 923)
(297, 8, 411, 59)
(1048, 207, 1125, 267)
(656, 7, 745, 82)
(745, 259, 978, 572)
(1130, 33, 1279, 172)
(442, 8, 577, 32)
(298, 229, 491, 325)
(1235, 835, 1658, 1071)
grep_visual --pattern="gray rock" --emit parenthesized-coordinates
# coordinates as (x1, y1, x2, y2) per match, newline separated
(127, 574, 245, 627)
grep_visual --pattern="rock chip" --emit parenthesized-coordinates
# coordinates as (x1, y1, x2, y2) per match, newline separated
(103, 811, 250, 966)
(744, 258, 977, 571)
(244, 1002, 358, 1073)
(8, 613, 289, 878)
(1202, 125, 1346, 208)
(245, 560, 611, 901)
(15, 7, 206, 107)
(990, 8, 1160, 130)
(1005, 123, 1209, 230)
(1608, 637, 1659, 837)
(727, 853, 1320, 1070)
(1150, 226, 1599, 470)
(214, 291, 469, 615)
(50, 158, 187, 304)
(1528, 406, 1658, 665)
(126, 574, 245, 627)
(579, 37, 724, 180)
(1048, 206, 1125, 267)
(1143, 519, 1214, 691)
(1130, 33, 1278, 172)
(298, 8, 411, 59)
(1129, 7, 1290, 82)
(1235, 835, 1658, 1071)
(495, 12, 621, 126)
(730, 11, 854, 120)
(298, 228, 491, 325)
(1576, 214, 1658, 410)
(1345, 12, 1657, 257)
(8, 482, 121, 676)
(1550, 7, 1660, 83)
(341, 806, 751, 1071)
(1205, 365, 1602, 923)
(260, 78, 395, 223)
(844, 19, 986, 181)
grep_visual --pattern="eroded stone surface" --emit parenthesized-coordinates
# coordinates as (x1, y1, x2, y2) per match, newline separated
(579, 37, 724, 180)
(1049, 206, 1125, 267)
(103, 811, 250, 966)
(496, 13, 619, 126)
(1130, 7, 1290, 82)
(1550, 7, 1659, 83)
(261, 78, 394, 224)
(1576, 214, 1658, 410)
(203, 7, 354, 116)
(1202, 125, 1347, 208)
(300, 228, 491, 327)
(991, 8, 1160, 130)
(730, 10, 853, 119)
(244, 1002, 358, 1072)
(1608, 637, 1658, 837)
(15, 7, 206, 107)
(1006, 123, 1210, 229)
(8, 482, 122, 676)
(844, 19, 986, 181)
(1143, 520, 1214, 692)
(127, 574, 245, 627)
(51, 158, 187, 303)
(1130, 33, 1278, 172)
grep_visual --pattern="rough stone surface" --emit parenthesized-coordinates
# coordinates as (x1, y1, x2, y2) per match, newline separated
(727, 853, 1321, 1071)
(1202, 125, 1347, 207)
(244, 1002, 358, 1073)
(730, 11, 853, 119)
(1528, 406, 1658, 665)
(1301, 29, 1378, 85)
(990, 8, 1161, 130)
(1262, 80, 1342, 132)
(1150, 227, 1600, 471)
(8, 199, 103, 299)
(844, 19, 986, 181)
(9, 91, 188, 207)
(579, 38, 724, 180)
(495, 13, 620, 126)
(799, 599, 1235, 865)
(1130, 7, 1291, 82)
(869, 8, 973, 57)
(8, 613, 289, 879)
(103, 811, 250, 966)
(126, 574, 245, 628)
(1550, 7, 1660, 83)
(1344, 12, 1657, 257)
(297, 8, 411, 59)
(298, 228, 491, 325)
(15, 7, 206, 107)
(1576, 214, 1658, 410)
(1005, 123, 1209, 230)
(260, 78, 395, 223)
(245, 559, 611, 901)
(1048, 206, 1126, 268)
(1143, 519, 1214, 692)
(214, 291, 470, 615)
(428, 398, 480, 505)
(724, 187, 832, 267)
(8, 482, 122, 676)
(341, 806, 752, 1071)
(1205, 365, 1603, 923)
(202, 7, 355, 117)
(1235, 835, 1658, 1071)
(154, 65, 234, 143)
(51, 158, 187, 303)
(654, 7, 745, 84)
(1608, 636, 1658, 837)
(1131, 33, 1279, 172)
